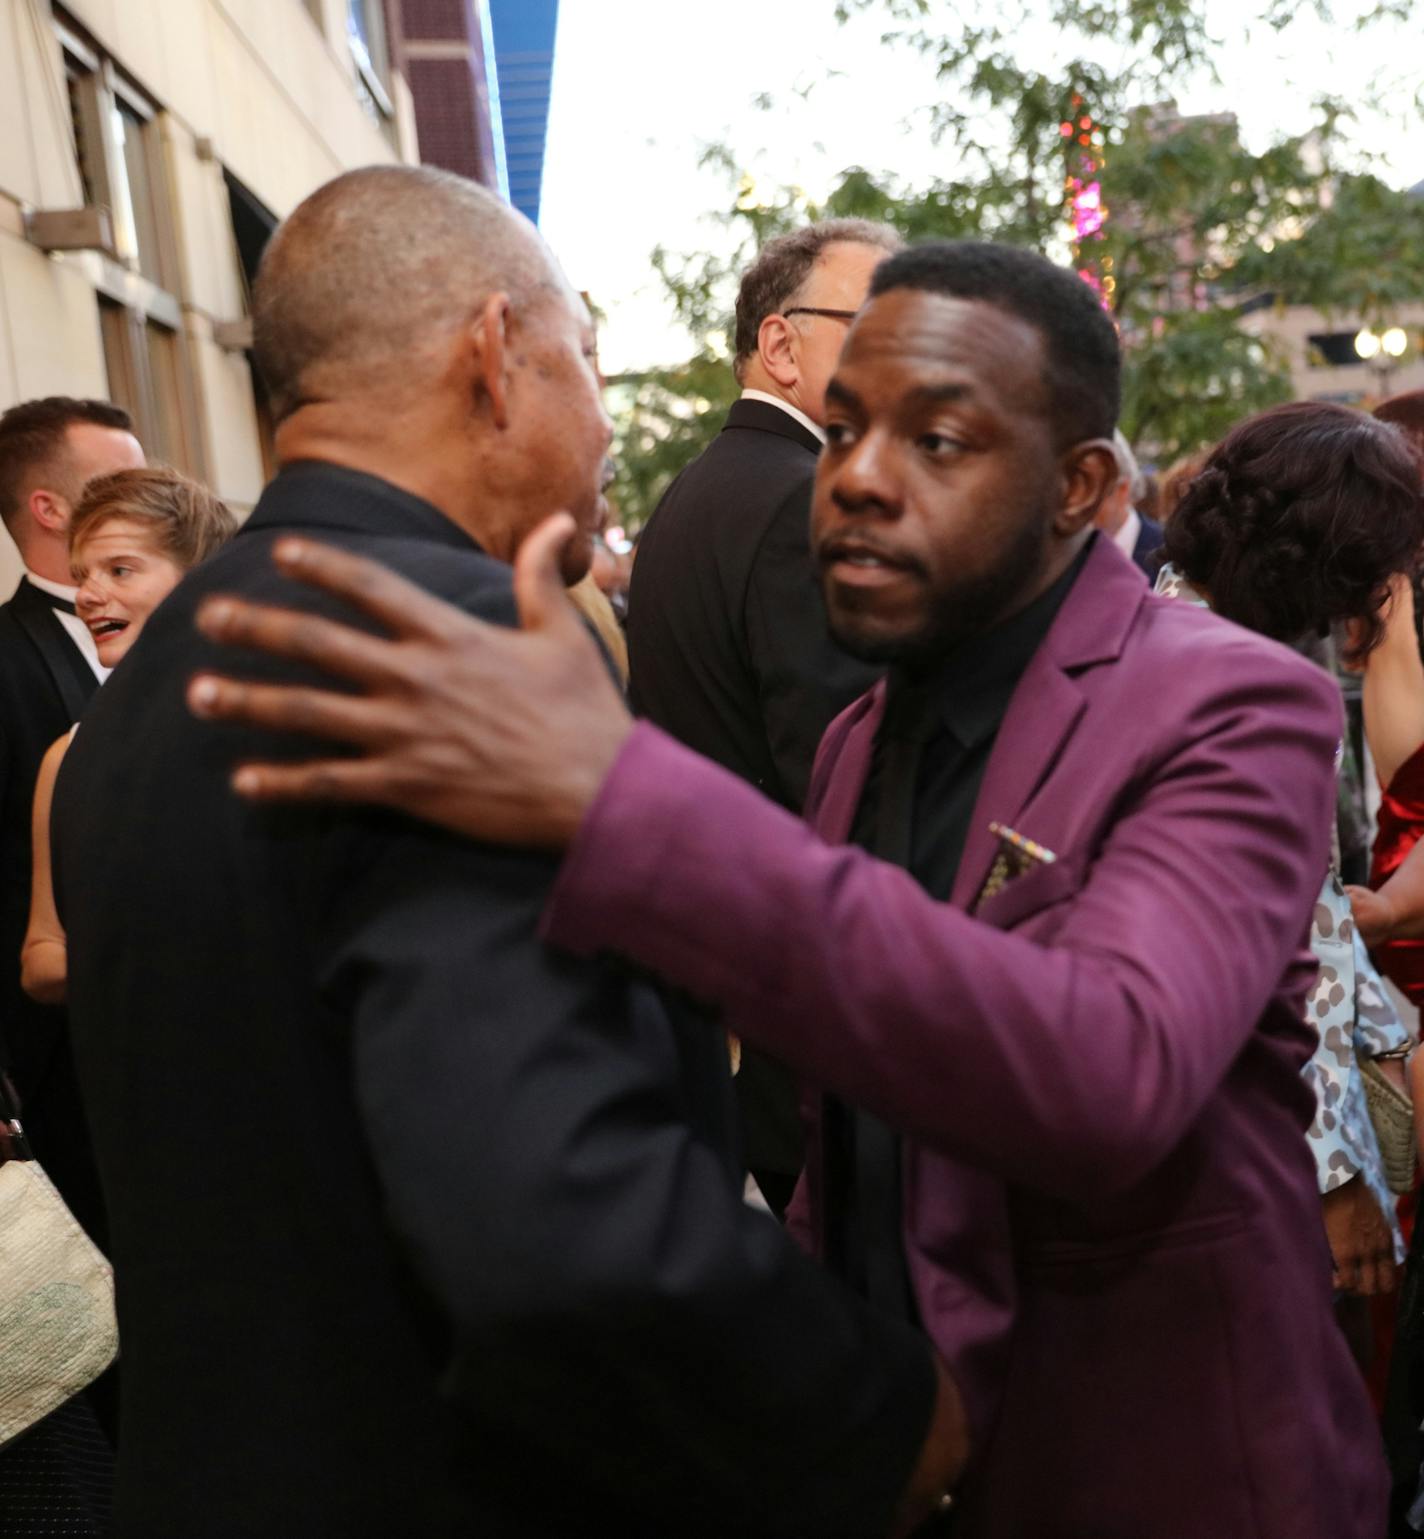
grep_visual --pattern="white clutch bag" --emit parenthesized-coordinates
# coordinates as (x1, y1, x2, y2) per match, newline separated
(0, 1119, 118, 1447)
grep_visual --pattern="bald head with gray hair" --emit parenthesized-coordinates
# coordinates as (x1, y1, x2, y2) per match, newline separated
(254, 165, 553, 422)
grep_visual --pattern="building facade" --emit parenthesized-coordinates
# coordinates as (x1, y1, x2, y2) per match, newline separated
(1239, 300, 1424, 410)
(395, 0, 505, 194)
(0, 0, 423, 587)
(393, 0, 559, 227)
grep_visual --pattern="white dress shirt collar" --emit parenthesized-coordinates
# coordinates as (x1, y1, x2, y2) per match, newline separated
(24, 568, 79, 605)
(23, 566, 109, 682)
(739, 389, 827, 446)
(1112, 508, 1142, 560)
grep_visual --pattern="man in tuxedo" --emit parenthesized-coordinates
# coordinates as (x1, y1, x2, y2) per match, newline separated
(0, 396, 143, 1236)
(54, 166, 963, 1537)
(630, 220, 898, 1213)
(191, 242, 1387, 1536)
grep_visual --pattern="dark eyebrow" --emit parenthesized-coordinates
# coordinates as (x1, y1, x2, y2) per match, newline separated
(824, 378, 862, 410)
(904, 382, 974, 407)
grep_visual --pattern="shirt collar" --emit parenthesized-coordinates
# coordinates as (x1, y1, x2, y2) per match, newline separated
(1111, 508, 1141, 558)
(738, 389, 827, 446)
(24, 568, 78, 604)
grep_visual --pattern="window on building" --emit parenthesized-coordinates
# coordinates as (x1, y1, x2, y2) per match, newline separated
(225, 172, 279, 482)
(114, 98, 166, 284)
(58, 14, 202, 477)
(61, 42, 172, 285)
(96, 300, 200, 473)
(346, 0, 394, 120)
(1307, 332, 1366, 369)
(64, 59, 101, 208)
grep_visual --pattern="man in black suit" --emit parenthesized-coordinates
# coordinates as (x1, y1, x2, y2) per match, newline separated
(628, 221, 899, 1214)
(0, 396, 143, 1237)
(54, 166, 963, 1538)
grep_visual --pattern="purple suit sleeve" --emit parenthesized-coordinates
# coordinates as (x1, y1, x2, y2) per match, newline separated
(543, 663, 1340, 1201)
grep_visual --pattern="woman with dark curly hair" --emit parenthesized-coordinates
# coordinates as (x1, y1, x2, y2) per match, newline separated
(1161, 399, 1424, 663)
(1157, 400, 1424, 1329)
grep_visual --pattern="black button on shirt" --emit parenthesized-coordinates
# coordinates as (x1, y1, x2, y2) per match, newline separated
(825, 545, 1091, 1318)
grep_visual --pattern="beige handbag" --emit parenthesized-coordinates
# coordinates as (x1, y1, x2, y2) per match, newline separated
(0, 1105, 117, 1447)
(1361, 1056, 1417, 1197)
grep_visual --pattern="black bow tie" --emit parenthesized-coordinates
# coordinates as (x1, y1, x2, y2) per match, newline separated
(47, 595, 76, 616)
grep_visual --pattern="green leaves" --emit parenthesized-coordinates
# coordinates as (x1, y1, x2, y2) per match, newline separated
(609, 0, 1420, 519)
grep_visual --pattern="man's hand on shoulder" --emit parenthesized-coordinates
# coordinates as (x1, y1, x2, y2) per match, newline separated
(187, 513, 631, 848)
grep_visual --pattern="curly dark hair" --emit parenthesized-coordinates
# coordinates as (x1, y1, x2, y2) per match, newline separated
(1163, 400, 1424, 661)
(869, 241, 1121, 446)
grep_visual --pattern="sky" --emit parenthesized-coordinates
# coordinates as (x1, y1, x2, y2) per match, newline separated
(539, 0, 1424, 376)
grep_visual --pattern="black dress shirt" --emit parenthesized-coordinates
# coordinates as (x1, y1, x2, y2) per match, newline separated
(827, 546, 1090, 1317)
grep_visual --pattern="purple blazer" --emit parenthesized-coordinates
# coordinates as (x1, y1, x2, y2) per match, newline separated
(544, 535, 1387, 1537)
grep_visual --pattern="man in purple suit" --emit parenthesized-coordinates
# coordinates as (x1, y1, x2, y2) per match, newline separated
(187, 242, 1386, 1536)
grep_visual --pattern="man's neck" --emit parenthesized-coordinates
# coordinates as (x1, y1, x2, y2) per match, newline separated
(19, 542, 74, 588)
(275, 412, 494, 552)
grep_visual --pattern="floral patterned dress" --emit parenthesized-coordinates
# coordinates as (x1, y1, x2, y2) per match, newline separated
(1155, 564, 1408, 1257)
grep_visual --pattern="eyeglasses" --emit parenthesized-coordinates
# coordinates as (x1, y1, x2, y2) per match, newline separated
(782, 307, 858, 323)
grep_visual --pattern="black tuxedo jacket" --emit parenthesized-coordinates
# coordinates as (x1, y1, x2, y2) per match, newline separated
(55, 463, 932, 1538)
(0, 576, 103, 1235)
(1132, 514, 1166, 576)
(627, 398, 876, 812)
(627, 400, 878, 1182)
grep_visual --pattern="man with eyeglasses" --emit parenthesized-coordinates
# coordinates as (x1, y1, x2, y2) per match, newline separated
(628, 219, 902, 1216)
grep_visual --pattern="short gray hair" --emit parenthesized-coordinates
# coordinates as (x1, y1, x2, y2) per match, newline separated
(732, 218, 902, 382)
(1112, 428, 1146, 504)
(254, 165, 551, 421)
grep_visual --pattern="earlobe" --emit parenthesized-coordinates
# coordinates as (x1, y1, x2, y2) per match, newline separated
(1056, 440, 1120, 535)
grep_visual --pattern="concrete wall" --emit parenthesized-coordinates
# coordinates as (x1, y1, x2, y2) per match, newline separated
(0, 0, 421, 586)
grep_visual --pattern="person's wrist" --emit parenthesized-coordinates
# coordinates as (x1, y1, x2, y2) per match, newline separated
(555, 713, 634, 847)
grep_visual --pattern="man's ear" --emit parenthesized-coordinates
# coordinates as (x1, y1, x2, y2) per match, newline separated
(756, 313, 800, 391)
(467, 292, 513, 430)
(1055, 439, 1121, 536)
(28, 488, 69, 535)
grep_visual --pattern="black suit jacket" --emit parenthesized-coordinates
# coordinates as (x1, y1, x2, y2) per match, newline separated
(54, 463, 932, 1538)
(1132, 514, 1166, 576)
(627, 400, 879, 1181)
(0, 577, 103, 1236)
(628, 398, 877, 812)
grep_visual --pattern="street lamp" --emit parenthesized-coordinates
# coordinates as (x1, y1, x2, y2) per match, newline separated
(1355, 324, 1409, 397)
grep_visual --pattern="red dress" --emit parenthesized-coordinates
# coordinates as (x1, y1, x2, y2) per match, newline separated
(1371, 743, 1424, 1007)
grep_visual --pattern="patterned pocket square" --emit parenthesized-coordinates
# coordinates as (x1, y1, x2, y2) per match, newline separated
(977, 821, 1058, 905)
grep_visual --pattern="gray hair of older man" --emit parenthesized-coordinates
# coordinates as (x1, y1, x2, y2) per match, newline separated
(1112, 428, 1146, 504)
